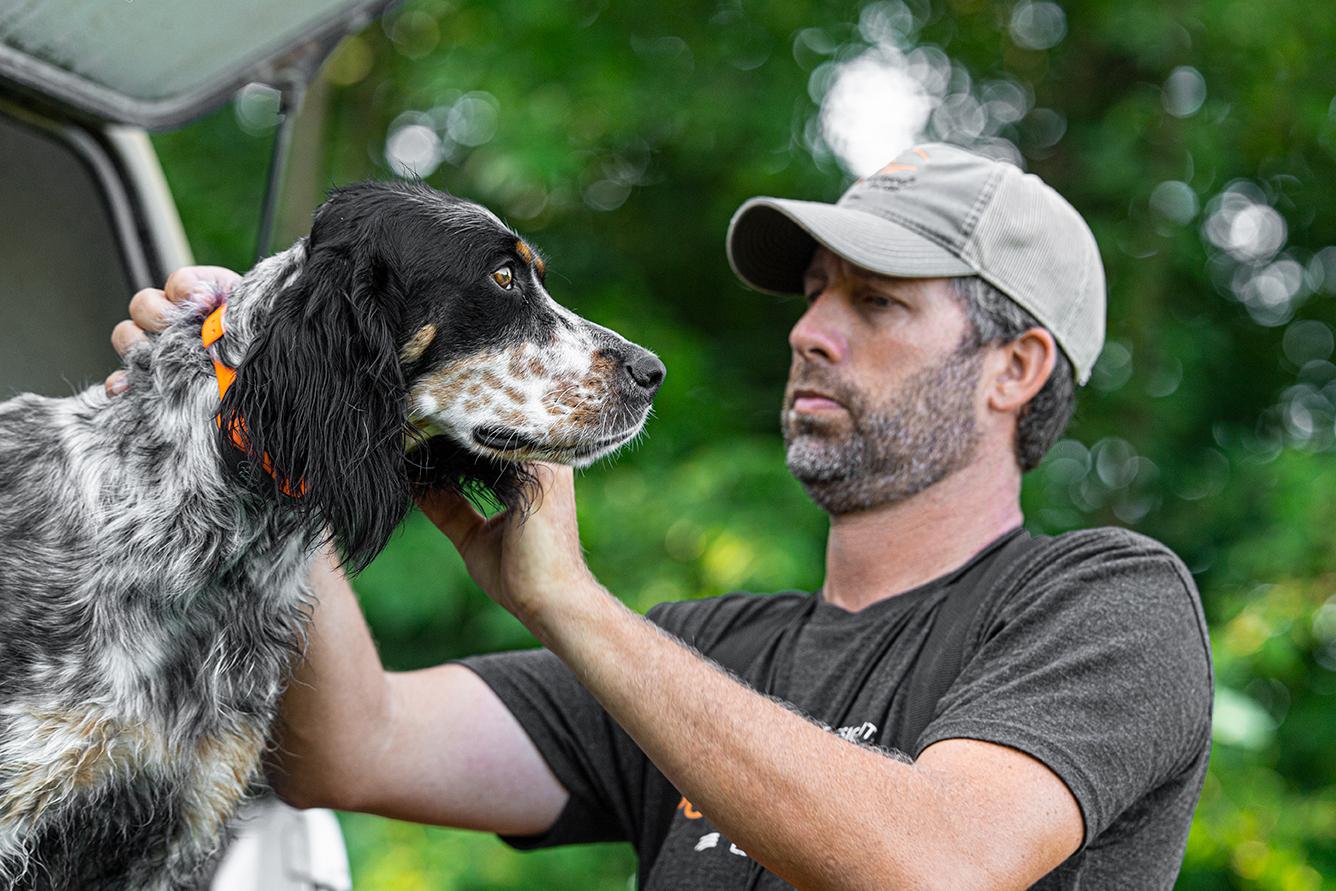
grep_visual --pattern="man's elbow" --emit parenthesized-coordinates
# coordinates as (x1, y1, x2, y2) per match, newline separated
(270, 755, 389, 814)
(873, 829, 1052, 891)
(267, 756, 342, 811)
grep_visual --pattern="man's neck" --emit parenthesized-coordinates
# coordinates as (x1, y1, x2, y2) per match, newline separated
(820, 453, 1024, 613)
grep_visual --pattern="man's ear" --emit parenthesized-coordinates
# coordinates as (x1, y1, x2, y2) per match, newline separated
(985, 327, 1057, 416)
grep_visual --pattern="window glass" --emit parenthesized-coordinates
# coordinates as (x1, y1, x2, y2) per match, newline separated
(0, 112, 131, 397)
(0, 0, 373, 102)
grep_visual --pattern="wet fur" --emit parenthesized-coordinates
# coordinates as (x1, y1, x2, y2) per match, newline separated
(0, 182, 659, 889)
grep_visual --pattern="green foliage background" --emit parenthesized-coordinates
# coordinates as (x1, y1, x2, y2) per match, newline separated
(150, 0, 1336, 887)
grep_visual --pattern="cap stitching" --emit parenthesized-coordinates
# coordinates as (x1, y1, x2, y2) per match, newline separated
(962, 166, 1004, 237)
(841, 200, 970, 257)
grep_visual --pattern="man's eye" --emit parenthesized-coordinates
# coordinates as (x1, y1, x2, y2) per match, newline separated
(492, 266, 514, 289)
(864, 293, 899, 309)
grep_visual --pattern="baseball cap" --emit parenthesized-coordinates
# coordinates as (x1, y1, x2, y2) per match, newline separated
(726, 142, 1106, 384)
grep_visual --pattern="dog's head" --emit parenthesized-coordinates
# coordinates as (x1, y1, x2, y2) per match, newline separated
(218, 181, 663, 570)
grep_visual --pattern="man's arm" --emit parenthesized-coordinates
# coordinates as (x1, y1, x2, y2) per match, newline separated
(270, 551, 569, 835)
(111, 268, 571, 837)
(420, 468, 1085, 891)
(532, 589, 1079, 890)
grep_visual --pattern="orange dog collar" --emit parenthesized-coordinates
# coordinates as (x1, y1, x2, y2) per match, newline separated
(202, 306, 305, 497)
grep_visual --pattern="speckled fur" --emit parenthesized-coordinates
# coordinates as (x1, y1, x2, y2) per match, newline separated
(0, 182, 661, 889)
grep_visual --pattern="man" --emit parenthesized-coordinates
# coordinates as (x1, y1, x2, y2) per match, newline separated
(113, 143, 1212, 888)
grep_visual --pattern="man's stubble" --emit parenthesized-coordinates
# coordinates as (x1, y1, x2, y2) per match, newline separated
(783, 347, 985, 516)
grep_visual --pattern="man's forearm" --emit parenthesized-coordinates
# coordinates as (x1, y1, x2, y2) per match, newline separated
(272, 553, 573, 833)
(269, 549, 393, 809)
(527, 580, 973, 891)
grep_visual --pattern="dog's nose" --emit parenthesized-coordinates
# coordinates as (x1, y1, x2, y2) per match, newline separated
(626, 349, 666, 396)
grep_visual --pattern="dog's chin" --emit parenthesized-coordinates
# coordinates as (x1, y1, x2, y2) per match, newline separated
(469, 423, 642, 467)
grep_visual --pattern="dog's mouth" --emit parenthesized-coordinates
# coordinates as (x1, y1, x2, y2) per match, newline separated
(471, 423, 640, 465)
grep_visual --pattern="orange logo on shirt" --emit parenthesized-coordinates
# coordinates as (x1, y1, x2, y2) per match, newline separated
(676, 796, 703, 820)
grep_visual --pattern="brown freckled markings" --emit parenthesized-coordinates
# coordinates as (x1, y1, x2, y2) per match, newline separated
(422, 361, 503, 404)
(539, 377, 607, 429)
(507, 350, 534, 380)
(566, 399, 605, 428)
(416, 355, 518, 415)
(503, 386, 526, 405)
(589, 352, 619, 376)
(541, 374, 586, 416)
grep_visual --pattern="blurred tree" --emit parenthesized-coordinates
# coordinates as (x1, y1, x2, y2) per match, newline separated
(152, 0, 1336, 886)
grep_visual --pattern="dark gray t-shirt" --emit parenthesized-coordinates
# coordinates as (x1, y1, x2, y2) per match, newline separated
(460, 527, 1213, 889)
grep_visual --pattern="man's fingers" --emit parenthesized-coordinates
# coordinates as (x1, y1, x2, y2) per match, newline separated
(111, 319, 148, 358)
(106, 267, 242, 400)
(416, 488, 492, 551)
(104, 371, 128, 397)
(164, 266, 242, 304)
(127, 288, 172, 334)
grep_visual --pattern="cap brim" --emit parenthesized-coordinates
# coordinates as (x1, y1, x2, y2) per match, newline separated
(726, 198, 975, 295)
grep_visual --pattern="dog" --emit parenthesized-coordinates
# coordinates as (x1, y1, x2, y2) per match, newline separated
(0, 181, 664, 889)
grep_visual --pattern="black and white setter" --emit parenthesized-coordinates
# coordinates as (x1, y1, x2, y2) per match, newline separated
(0, 181, 663, 889)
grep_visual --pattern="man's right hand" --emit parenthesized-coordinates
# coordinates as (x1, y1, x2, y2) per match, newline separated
(105, 266, 241, 395)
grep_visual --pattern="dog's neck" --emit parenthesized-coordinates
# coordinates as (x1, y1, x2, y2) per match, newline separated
(90, 240, 318, 595)
(207, 239, 308, 367)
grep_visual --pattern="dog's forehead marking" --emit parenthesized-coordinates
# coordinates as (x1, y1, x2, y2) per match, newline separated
(400, 324, 438, 364)
(515, 239, 546, 277)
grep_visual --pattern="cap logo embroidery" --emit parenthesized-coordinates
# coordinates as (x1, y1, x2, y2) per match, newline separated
(859, 162, 917, 194)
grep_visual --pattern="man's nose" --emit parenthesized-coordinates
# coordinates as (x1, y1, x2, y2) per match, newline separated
(788, 295, 848, 364)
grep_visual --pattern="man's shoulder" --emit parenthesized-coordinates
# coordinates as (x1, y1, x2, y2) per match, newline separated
(646, 590, 811, 652)
(1032, 525, 1188, 567)
(1020, 526, 1198, 598)
(1006, 525, 1209, 657)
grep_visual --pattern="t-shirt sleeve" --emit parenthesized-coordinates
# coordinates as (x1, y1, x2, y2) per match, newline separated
(453, 596, 766, 851)
(456, 646, 648, 849)
(915, 528, 1213, 845)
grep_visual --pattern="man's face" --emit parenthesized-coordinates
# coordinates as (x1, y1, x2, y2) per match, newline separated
(783, 247, 983, 515)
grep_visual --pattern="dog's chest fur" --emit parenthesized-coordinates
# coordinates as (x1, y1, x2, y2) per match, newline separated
(0, 250, 317, 889)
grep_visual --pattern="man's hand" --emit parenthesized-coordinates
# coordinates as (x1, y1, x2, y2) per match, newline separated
(416, 464, 595, 635)
(105, 266, 241, 395)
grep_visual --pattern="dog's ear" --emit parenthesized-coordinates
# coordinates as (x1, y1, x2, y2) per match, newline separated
(218, 236, 411, 572)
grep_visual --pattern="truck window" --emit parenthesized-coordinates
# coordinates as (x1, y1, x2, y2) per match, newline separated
(0, 111, 134, 397)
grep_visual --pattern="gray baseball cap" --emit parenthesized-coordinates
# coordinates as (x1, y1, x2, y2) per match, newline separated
(726, 142, 1106, 384)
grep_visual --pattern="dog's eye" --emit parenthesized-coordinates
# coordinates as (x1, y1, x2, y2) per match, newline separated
(491, 265, 514, 289)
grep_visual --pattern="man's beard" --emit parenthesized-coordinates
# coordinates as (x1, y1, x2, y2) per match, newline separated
(782, 347, 984, 516)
